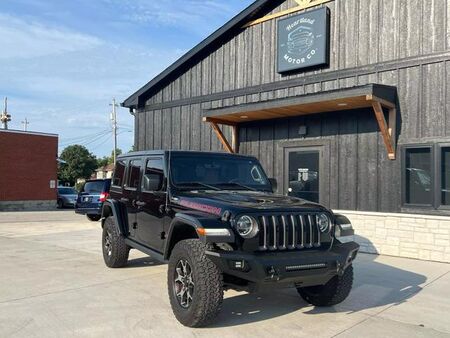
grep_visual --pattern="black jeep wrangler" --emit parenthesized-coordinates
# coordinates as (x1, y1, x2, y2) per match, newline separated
(101, 151, 359, 327)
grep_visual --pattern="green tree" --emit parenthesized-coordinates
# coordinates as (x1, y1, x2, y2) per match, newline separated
(97, 157, 109, 168)
(58, 145, 98, 186)
(97, 148, 122, 167)
(112, 148, 122, 162)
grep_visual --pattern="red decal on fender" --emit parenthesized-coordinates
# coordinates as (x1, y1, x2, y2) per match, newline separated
(179, 200, 222, 216)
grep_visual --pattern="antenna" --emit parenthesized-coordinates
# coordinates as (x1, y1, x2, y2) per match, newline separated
(21, 118, 29, 131)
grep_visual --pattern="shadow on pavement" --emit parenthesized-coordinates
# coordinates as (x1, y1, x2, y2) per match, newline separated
(209, 250, 427, 328)
(126, 256, 165, 268)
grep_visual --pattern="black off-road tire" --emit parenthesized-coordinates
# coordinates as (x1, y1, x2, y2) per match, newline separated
(297, 265, 353, 306)
(168, 239, 223, 327)
(87, 214, 101, 222)
(57, 199, 64, 209)
(102, 216, 129, 268)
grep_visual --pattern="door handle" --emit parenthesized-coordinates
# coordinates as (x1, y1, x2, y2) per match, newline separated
(135, 201, 146, 207)
(120, 197, 129, 203)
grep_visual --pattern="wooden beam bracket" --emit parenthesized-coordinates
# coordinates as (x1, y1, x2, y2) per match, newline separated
(368, 98, 397, 160)
(205, 118, 239, 154)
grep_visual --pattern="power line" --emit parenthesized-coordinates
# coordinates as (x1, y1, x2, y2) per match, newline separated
(79, 130, 112, 147)
(59, 128, 110, 143)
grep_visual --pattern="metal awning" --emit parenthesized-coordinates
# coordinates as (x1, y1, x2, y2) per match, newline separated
(203, 84, 398, 159)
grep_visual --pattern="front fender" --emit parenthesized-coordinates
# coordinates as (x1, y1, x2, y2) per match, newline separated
(334, 214, 355, 237)
(101, 200, 128, 236)
(164, 212, 235, 259)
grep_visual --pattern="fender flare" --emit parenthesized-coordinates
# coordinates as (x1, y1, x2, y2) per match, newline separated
(163, 213, 235, 260)
(334, 214, 355, 237)
(101, 200, 128, 236)
(163, 214, 200, 260)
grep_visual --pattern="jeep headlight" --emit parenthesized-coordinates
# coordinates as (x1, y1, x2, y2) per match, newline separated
(316, 213, 331, 233)
(235, 215, 259, 238)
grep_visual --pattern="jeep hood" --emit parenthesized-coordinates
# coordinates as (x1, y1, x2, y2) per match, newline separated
(173, 190, 327, 216)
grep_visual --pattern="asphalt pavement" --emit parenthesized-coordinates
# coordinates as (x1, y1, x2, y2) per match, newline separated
(0, 211, 449, 337)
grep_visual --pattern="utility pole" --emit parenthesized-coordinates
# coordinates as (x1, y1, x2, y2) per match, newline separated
(21, 118, 29, 131)
(0, 97, 11, 130)
(110, 98, 119, 164)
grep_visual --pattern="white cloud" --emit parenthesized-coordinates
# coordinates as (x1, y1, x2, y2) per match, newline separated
(0, 13, 102, 59)
(103, 0, 236, 34)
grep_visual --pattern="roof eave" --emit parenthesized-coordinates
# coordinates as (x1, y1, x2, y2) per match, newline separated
(122, 0, 278, 110)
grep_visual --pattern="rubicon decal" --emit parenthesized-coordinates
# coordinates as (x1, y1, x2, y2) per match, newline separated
(179, 200, 222, 216)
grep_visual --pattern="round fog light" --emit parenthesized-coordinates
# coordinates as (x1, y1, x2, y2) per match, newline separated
(316, 213, 330, 233)
(235, 215, 259, 238)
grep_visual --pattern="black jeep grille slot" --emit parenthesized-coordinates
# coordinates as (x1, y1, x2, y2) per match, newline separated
(258, 213, 322, 251)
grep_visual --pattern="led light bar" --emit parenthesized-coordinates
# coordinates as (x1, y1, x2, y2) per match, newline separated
(285, 263, 327, 272)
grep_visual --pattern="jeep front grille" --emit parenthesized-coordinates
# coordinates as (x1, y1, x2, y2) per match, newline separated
(257, 213, 325, 251)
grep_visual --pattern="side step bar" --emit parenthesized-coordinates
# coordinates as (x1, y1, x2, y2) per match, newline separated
(124, 238, 168, 263)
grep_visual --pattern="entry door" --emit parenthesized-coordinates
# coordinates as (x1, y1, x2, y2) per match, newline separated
(284, 145, 328, 205)
(136, 157, 166, 252)
(122, 159, 143, 239)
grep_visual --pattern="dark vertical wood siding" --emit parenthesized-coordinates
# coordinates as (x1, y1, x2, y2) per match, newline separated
(134, 0, 450, 213)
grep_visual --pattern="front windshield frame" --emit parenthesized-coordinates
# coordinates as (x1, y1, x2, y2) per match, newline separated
(169, 153, 272, 192)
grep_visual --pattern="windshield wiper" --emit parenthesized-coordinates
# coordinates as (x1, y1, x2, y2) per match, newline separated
(216, 182, 257, 191)
(177, 182, 221, 191)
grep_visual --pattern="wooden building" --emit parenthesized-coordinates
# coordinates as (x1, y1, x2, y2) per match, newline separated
(123, 0, 450, 261)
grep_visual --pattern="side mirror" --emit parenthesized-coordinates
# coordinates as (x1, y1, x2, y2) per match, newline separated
(143, 173, 163, 192)
(268, 178, 277, 192)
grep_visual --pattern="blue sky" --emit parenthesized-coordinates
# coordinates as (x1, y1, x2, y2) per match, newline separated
(0, 0, 253, 157)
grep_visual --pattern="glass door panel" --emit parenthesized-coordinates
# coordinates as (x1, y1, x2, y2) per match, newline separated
(287, 150, 320, 203)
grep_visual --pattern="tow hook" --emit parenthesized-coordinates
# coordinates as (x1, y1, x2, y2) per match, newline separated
(267, 266, 280, 281)
(336, 261, 344, 277)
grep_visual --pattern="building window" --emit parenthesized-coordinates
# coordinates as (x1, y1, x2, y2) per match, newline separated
(403, 144, 450, 211)
(440, 147, 450, 206)
(405, 147, 432, 205)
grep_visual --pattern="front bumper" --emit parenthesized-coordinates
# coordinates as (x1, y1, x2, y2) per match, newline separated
(206, 241, 359, 289)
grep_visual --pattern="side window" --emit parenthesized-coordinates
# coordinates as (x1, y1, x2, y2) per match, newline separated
(126, 159, 142, 190)
(112, 160, 126, 187)
(142, 158, 164, 192)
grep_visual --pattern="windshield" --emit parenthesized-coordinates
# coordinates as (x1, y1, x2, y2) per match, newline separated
(170, 154, 271, 191)
(58, 188, 77, 195)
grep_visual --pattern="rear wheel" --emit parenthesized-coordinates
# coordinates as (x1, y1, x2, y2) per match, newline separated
(57, 199, 63, 209)
(297, 265, 353, 306)
(102, 216, 129, 268)
(87, 214, 101, 222)
(168, 239, 223, 327)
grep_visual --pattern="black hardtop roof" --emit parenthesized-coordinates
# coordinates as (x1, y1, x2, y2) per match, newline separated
(117, 150, 257, 160)
(122, 0, 281, 109)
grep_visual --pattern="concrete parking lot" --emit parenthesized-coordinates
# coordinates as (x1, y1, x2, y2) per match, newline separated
(0, 211, 449, 338)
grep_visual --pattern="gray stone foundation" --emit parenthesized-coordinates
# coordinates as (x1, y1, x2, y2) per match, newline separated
(336, 210, 450, 263)
(0, 200, 56, 211)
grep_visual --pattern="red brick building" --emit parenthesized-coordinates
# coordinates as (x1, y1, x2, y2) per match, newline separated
(0, 129, 58, 210)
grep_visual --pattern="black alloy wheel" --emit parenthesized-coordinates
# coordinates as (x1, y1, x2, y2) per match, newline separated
(173, 259, 195, 308)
